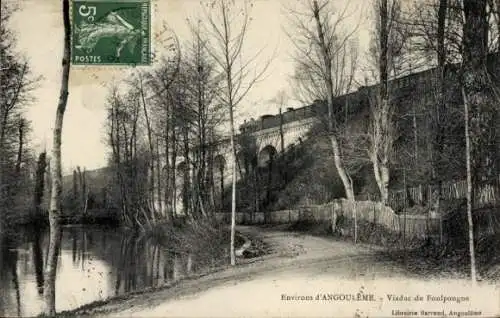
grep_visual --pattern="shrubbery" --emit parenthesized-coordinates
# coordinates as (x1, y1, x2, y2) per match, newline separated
(144, 219, 246, 267)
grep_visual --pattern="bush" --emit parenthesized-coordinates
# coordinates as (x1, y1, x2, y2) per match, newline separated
(145, 218, 246, 267)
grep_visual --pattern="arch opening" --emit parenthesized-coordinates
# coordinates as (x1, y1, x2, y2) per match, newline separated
(258, 145, 277, 168)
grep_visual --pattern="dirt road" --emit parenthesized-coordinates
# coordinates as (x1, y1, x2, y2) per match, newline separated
(75, 225, 500, 318)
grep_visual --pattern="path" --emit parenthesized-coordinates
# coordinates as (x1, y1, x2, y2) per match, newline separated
(76, 225, 500, 318)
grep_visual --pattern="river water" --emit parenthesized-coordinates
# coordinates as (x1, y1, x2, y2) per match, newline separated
(0, 224, 221, 317)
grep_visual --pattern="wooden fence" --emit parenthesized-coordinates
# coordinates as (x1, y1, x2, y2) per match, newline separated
(216, 199, 441, 240)
(216, 177, 500, 242)
(386, 176, 500, 212)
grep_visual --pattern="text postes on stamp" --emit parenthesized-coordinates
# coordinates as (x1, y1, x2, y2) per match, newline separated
(72, 0, 150, 65)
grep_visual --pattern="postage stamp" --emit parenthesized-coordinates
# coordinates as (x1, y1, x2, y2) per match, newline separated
(72, 0, 151, 65)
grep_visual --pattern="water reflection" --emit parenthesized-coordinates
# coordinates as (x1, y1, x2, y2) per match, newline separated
(0, 225, 215, 317)
(31, 226, 44, 296)
(0, 235, 21, 317)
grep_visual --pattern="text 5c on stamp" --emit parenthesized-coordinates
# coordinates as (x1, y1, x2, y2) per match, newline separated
(72, 0, 151, 65)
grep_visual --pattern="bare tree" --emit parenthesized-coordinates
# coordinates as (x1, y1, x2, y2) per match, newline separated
(105, 23, 226, 224)
(147, 54, 181, 219)
(148, 63, 193, 219)
(105, 86, 148, 228)
(0, 1, 38, 231)
(461, 0, 493, 284)
(183, 21, 225, 218)
(138, 73, 157, 221)
(203, 0, 271, 265)
(43, 0, 71, 314)
(287, 0, 359, 201)
(402, 0, 463, 194)
(462, 85, 477, 284)
(367, 0, 407, 204)
(434, 0, 448, 199)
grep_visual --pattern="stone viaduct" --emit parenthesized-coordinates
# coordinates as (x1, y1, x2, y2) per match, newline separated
(172, 52, 500, 214)
(172, 65, 436, 214)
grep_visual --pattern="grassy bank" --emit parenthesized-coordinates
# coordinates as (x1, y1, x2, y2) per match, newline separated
(143, 218, 246, 267)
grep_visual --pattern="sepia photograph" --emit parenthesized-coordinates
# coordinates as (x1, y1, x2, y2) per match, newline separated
(0, 0, 499, 316)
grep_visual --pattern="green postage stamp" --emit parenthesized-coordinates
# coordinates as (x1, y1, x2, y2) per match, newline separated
(72, 0, 151, 65)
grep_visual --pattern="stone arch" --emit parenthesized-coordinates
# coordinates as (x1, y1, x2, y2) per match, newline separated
(258, 145, 277, 168)
(257, 144, 278, 215)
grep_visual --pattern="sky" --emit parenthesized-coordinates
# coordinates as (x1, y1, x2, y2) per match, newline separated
(8, 0, 372, 174)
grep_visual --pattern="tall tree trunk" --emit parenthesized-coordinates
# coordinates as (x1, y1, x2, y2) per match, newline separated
(463, 0, 496, 193)
(46, 160, 52, 212)
(0, 114, 6, 236)
(15, 118, 24, 175)
(371, 0, 392, 205)
(371, 149, 389, 204)
(217, 2, 237, 266)
(432, 0, 448, 203)
(312, 0, 355, 201)
(43, 0, 71, 314)
(182, 125, 190, 217)
(279, 108, 285, 153)
(462, 0, 489, 283)
(462, 88, 478, 284)
(197, 58, 208, 218)
(209, 152, 217, 213)
(140, 77, 156, 222)
(171, 125, 177, 217)
(229, 108, 237, 266)
(164, 128, 171, 220)
(156, 136, 162, 217)
(219, 165, 224, 210)
(330, 136, 355, 200)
